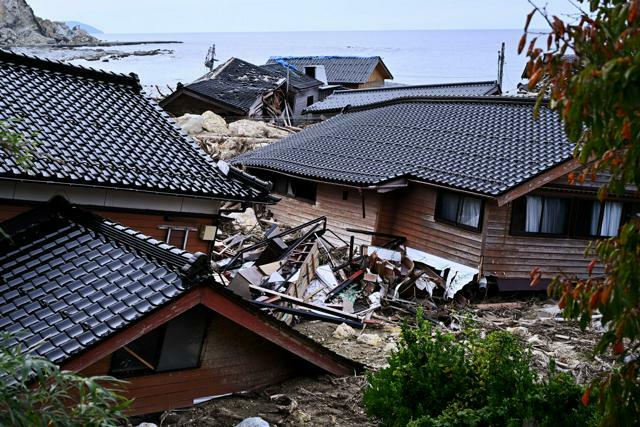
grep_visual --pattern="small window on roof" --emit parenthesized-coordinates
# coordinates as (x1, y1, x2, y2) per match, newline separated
(306, 95, 315, 107)
(435, 191, 483, 231)
(304, 66, 316, 79)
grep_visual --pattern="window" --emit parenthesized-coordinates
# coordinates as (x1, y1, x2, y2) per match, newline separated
(435, 191, 483, 231)
(270, 175, 317, 203)
(511, 195, 629, 238)
(521, 195, 569, 235)
(306, 95, 315, 107)
(574, 200, 623, 237)
(304, 66, 316, 78)
(109, 306, 209, 377)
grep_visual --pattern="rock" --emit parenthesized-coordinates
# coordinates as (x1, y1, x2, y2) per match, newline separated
(175, 113, 203, 134)
(229, 119, 270, 138)
(0, 0, 98, 46)
(357, 333, 383, 347)
(235, 417, 270, 427)
(383, 342, 398, 353)
(202, 110, 230, 134)
(227, 208, 258, 230)
(332, 323, 357, 339)
(136, 423, 158, 427)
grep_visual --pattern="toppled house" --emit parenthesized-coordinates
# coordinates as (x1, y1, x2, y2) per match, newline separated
(0, 49, 276, 254)
(232, 96, 640, 290)
(0, 199, 359, 415)
(266, 56, 393, 89)
(159, 57, 323, 122)
(304, 80, 502, 118)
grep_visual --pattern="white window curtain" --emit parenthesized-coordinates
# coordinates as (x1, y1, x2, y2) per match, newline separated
(541, 197, 567, 234)
(525, 196, 543, 232)
(600, 201, 622, 236)
(459, 196, 481, 228)
(589, 201, 602, 236)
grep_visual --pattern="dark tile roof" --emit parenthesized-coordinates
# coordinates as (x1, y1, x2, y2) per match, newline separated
(232, 97, 575, 196)
(260, 63, 323, 90)
(304, 81, 501, 114)
(0, 49, 272, 203)
(0, 197, 209, 364)
(267, 56, 392, 84)
(183, 58, 284, 113)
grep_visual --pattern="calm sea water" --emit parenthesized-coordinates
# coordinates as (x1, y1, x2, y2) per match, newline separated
(68, 30, 530, 93)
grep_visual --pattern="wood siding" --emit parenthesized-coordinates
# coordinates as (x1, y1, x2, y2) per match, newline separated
(80, 311, 309, 416)
(268, 184, 380, 247)
(375, 184, 483, 268)
(291, 87, 321, 118)
(0, 202, 213, 254)
(482, 200, 600, 280)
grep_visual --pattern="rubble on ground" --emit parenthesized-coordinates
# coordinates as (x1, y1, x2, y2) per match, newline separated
(173, 110, 297, 160)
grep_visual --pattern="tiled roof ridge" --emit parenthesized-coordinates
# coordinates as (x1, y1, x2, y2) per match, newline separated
(269, 55, 383, 60)
(1, 197, 208, 281)
(0, 48, 142, 92)
(332, 80, 499, 95)
(321, 95, 549, 115)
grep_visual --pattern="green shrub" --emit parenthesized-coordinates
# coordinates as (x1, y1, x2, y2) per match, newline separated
(0, 334, 130, 426)
(363, 314, 600, 426)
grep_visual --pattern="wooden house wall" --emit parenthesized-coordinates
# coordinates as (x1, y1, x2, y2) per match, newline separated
(291, 87, 321, 117)
(482, 199, 602, 282)
(375, 184, 484, 268)
(0, 201, 214, 254)
(79, 311, 310, 416)
(268, 184, 380, 247)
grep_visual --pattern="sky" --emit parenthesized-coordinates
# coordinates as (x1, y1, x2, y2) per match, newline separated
(28, 0, 580, 34)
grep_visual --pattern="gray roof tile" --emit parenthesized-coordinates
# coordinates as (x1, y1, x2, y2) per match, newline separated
(267, 56, 391, 84)
(0, 49, 272, 203)
(232, 97, 574, 196)
(304, 81, 501, 114)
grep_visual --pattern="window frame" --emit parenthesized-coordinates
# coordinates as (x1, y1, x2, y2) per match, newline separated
(510, 193, 631, 239)
(108, 307, 210, 378)
(434, 190, 485, 232)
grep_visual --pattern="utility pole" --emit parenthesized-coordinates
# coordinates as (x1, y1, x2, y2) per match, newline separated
(205, 44, 218, 72)
(497, 42, 505, 88)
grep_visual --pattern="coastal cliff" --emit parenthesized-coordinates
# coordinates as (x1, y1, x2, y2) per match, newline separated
(0, 0, 98, 46)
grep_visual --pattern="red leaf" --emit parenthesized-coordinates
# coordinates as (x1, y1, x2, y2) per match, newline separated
(518, 34, 527, 54)
(582, 387, 591, 406)
(630, 0, 639, 24)
(613, 341, 624, 354)
(587, 259, 597, 275)
(622, 120, 632, 140)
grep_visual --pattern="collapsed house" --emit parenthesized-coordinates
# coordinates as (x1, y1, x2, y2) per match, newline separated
(159, 57, 323, 123)
(0, 199, 359, 416)
(232, 96, 640, 291)
(303, 80, 502, 119)
(0, 49, 276, 254)
(266, 56, 393, 89)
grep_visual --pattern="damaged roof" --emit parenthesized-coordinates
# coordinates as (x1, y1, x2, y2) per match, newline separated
(179, 57, 284, 113)
(232, 96, 575, 196)
(0, 198, 360, 375)
(260, 63, 323, 90)
(0, 49, 273, 203)
(267, 56, 393, 84)
(304, 81, 501, 114)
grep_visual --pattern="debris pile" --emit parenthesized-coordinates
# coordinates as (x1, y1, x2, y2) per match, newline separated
(173, 110, 297, 160)
(213, 213, 480, 330)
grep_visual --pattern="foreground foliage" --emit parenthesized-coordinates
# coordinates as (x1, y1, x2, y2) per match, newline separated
(0, 335, 130, 427)
(0, 118, 38, 166)
(522, 1, 640, 423)
(363, 315, 599, 426)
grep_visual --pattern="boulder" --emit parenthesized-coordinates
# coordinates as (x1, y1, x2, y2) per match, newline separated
(332, 323, 357, 339)
(227, 208, 259, 230)
(357, 333, 383, 347)
(202, 110, 230, 134)
(235, 417, 269, 427)
(229, 119, 270, 138)
(175, 113, 203, 135)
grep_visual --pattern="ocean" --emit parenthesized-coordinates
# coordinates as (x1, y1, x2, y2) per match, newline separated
(65, 30, 530, 94)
